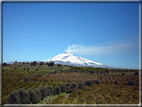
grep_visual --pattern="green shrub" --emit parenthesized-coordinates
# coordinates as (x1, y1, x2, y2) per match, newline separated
(94, 79, 101, 84)
(29, 90, 39, 104)
(68, 82, 79, 93)
(64, 83, 70, 91)
(60, 85, 66, 93)
(53, 86, 61, 95)
(6, 90, 20, 104)
(121, 73, 125, 76)
(23, 76, 30, 82)
(78, 82, 85, 90)
(46, 86, 53, 95)
(84, 80, 93, 87)
(33, 89, 41, 102)
(134, 71, 139, 75)
(128, 80, 135, 86)
(114, 80, 119, 85)
(17, 88, 30, 104)
(45, 87, 51, 96)
(38, 85, 46, 100)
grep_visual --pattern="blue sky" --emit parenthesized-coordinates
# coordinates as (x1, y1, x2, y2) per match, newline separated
(3, 3, 139, 69)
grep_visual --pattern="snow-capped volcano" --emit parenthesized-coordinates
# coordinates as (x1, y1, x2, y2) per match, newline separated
(42, 53, 110, 68)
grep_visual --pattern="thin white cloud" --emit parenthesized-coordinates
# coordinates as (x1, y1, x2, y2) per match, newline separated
(64, 43, 138, 55)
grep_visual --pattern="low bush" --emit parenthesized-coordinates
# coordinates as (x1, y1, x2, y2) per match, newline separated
(46, 86, 53, 95)
(64, 83, 70, 91)
(94, 79, 101, 84)
(53, 86, 61, 95)
(29, 90, 40, 104)
(78, 82, 85, 90)
(128, 80, 135, 86)
(17, 88, 30, 104)
(6, 90, 20, 104)
(38, 85, 46, 100)
(84, 80, 93, 87)
(68, 82, 79, 93)
(23, 76, 30, 82)
(45, 87, 51, 96)
(33, 89, 41, 102)
(134, 71, 139, 75)
(114, 80, 119, 85)
(121, 73, 125, 76)
(60, 85, 66, 93)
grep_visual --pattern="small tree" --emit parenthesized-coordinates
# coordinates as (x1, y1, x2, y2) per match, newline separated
(94, 79, 101, 84)
(40, 61, 44, 65)
(33, 61, 37, 66)
(68, 82, 79, 93)
(84, 80, 93, 87)
(45, 62, 49, 65)
(17, 88, 30, 104)
(27, 68, 29, 71)
(15, 60, 17, 63)
(46, 86, 53, 95)
(29, 90, 39, 104)
(3, 63, 7, 66)
(57, 64, 61, 67)
(114, 80, 119, 85)
(60, 85, 66, 93)
(128, 80, 135, 86)
(6, 90, 20, 104)
(33, 89, 41, 102)
(23, 76, 30, 82)
(134, 71, 139, 75)
(48, 62, 54, 67)
(44, 87, 51, 96)
(78, 82, 85, 90)
(64, 83, 70, 91)
(30, 62, 33, 66)
(53, 86, 61, 95)
(121, 73, 125, 76)
(38, 86, 46, 100)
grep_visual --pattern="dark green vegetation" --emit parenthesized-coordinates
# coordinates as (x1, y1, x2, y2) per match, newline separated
(2, 61, 140, 105)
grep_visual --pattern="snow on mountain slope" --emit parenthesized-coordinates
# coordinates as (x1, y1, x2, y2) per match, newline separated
(42, 53, 110, 68)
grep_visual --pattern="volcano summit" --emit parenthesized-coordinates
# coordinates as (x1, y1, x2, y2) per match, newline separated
(42, 53, 110, 68)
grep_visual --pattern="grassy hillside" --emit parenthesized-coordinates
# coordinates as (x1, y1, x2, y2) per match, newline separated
(1, 62, 140, 106)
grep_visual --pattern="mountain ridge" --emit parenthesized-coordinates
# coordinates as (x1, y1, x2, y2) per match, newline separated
(5, 53, 112, 68)
(42, 53, 111, 68)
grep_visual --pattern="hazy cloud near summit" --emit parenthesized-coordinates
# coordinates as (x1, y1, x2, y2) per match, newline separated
(64, 42, 139, 55)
